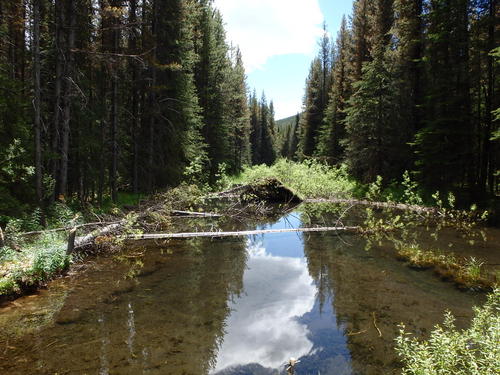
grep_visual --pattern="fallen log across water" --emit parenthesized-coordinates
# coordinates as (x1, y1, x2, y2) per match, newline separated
(304, 198, 438, 215)
(124, 226, 361, 240)
(170, 210, 222, 218)
(19, 221, 122, 236)
(69, 221, 125, 253)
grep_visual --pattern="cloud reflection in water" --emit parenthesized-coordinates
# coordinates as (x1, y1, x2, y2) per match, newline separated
(212, 241, 316, 373)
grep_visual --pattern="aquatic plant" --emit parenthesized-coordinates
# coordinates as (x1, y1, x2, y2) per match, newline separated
(395, 244, 494, 291)
(396, 289, 500, 375)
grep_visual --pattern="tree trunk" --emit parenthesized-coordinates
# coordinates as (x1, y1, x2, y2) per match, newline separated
(109, 1, 121, 203)
(59, 0, 76, 199)
(481, 0, 496, 195)
(51, 0, 63, 201)
(129, 0, 140, 195)
(33, 0, 45, 225)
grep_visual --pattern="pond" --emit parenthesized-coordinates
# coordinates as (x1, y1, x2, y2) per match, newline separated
(0, 208, 495, 375)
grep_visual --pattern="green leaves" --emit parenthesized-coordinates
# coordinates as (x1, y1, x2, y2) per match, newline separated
(396, 289, 500, 375)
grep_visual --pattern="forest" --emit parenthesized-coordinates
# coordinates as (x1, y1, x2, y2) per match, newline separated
(0, 0, 276, 223)
(0, 1, 499, 374)
(282, 0, 499, 203)
(0, 0, 498, 224)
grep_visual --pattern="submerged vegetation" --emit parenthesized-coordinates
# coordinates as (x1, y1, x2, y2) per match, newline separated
(396, 245, 496, 291)
(396, 289, 500, 375)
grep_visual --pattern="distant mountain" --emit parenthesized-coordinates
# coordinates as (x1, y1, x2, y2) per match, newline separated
(275, 114, 300, 130)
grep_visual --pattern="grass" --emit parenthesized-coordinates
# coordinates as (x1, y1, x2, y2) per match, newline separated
(228, 159, 357, 199)
(0, 233, 70, 297)
(396, 244, 496, 291)
(396, 288, 500, 375)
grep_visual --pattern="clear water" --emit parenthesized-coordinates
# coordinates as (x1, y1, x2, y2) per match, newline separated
(0, 211, 493, 375)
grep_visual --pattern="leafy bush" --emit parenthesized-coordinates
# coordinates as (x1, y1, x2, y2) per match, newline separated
(229, 159, 357, 199)
(0, 233, 69, 296)
(396, 289, 500, 375)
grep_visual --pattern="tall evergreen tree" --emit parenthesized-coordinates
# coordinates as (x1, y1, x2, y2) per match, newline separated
(349, 0, 372, 83)
(298, 58, 326, 159)
(224, 47, 251, 173)
(249, 90, 262, 165)
(317, 16, 352, 163)
(413, 0, 473, 191)
(259, 94, 276, 166)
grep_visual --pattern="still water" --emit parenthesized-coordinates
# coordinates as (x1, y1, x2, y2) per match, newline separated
(0, 211, 490, 375)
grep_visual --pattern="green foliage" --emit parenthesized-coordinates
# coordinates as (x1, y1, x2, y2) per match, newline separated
(298, 58, 328, 159)
(0, 233, 69, 296)
(344, 51, 406, 183)
(230, 159, 357, 199)
(396, 289, 500, 375)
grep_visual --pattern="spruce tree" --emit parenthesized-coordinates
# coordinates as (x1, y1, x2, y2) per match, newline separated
(249, 90, 262, 165)
(224, 47, 251, 173)
(344, 50, 401, 182)
(317, 16, 352, 163)
(260, 94, 276, 166)
(298, 58, 325, 159)
(413, 0, 473, 191)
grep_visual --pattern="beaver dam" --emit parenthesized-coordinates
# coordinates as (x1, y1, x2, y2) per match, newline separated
(0, 194, 499, 374)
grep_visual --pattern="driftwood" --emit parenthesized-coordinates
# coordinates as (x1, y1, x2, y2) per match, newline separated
(70, 221, 125, 251)
(170, 210, 221, 218)
(207, 184, 249, 198)
(305, 198, 437, 215)
(125, 226, 360, 240)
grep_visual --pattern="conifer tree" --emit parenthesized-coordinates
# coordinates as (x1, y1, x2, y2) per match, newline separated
(153, 0, 205, 186)
(317, 16, 352, 163)
(349, 0, 372, 83)
(298, 58, 326, 159)
(392, 0, 424, 134)
(260, 94, 276, 166)
(289, 113, 301, 160)
(224, 47, 251, 173)
(249, 90, 262, 165)
(413, 0, 473, 190)
(344, 50, 402, 182)
(344, 0, 408, 182)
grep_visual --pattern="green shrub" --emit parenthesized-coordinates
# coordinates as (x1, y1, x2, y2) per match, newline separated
(396, 289, 500, 375)
(0, 233, 69, 295)
(229, 159, 357, 199)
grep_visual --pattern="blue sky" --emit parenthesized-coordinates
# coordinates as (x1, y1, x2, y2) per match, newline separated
(213, 0, 354, 119)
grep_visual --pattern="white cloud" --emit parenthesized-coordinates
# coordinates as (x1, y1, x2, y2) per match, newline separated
(213, 0, 324, 72)
(212, 241, 316, 373)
